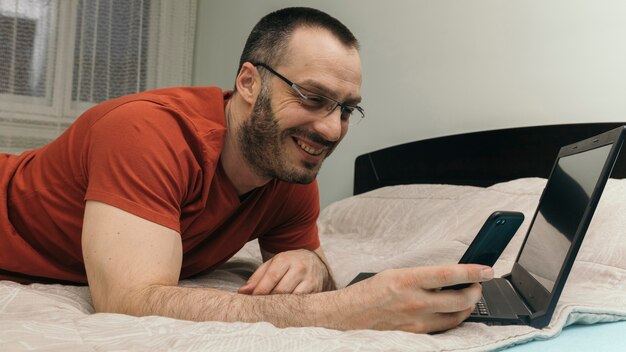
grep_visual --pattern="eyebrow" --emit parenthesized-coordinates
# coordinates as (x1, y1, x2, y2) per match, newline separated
(298, 79, 362, 105)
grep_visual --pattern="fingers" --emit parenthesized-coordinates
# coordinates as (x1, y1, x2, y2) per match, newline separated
(237, 259, 274, 294)
(239, 258, 312, 295)
(413, 264, 494, 290)
(239, 250, 327, 295)
(427, 307, 475, 333)
(270, 268, 305, 294)
(238, 260, 268, 294)
(254, 263, 319, 294)
(250, 260, 290, 295)
(431, 283, 482, 313)
(292, 279, 318, 294)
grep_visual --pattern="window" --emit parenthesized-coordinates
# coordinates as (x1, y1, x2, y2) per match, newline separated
(0, 0, 197, 154)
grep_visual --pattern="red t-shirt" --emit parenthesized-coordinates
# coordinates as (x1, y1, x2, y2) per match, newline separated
(0, 87, 320, 284)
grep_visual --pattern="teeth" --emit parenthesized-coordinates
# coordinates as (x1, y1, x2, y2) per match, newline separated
(296, 139, 323, 156)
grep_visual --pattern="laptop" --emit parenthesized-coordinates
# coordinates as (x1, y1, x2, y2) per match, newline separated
(348, 125, 626, 328)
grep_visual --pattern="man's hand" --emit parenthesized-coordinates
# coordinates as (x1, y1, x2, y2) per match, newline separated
(329, 264, 493, 333)
(238, 249, 332, 295)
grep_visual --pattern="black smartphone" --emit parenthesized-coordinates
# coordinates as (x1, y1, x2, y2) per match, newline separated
(443, 211, 524, 290)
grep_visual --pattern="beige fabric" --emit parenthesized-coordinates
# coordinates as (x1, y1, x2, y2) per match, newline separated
(1, 178, 625, 351)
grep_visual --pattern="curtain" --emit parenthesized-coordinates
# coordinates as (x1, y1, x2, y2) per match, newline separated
(0, 0, 196, 154)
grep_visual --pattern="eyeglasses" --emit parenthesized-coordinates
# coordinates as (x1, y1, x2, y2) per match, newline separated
(252, 62, 365, 125)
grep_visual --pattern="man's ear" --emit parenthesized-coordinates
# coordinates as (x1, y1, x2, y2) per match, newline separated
(235, 62, 260, 105)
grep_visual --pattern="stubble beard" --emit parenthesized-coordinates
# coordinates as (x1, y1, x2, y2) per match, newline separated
(238, 86, 336, 184)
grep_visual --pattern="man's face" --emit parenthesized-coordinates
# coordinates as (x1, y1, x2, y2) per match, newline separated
(239, 27, 362, 184)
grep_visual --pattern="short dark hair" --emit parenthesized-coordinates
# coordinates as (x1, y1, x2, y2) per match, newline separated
(236, 7, 359, 80)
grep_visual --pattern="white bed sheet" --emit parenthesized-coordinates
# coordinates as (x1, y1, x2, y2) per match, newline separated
(1, 178, 625, 351)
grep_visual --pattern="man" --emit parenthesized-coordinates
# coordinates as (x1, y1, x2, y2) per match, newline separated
(0, 7, 491, 333)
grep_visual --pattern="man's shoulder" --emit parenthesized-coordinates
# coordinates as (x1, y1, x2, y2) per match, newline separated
(81, 86, 223, 122)
(80, 87, 228, 150)
(132, 86, 227, 107)
(77, 87, 229, 174)
(109, 86, 229, 128)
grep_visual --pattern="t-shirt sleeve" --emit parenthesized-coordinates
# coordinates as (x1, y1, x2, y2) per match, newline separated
(258, 181, 321, 253)
(82, 101, 200, 233)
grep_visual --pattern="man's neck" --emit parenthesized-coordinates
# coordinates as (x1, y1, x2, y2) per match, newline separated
(220, 97, 271, 195)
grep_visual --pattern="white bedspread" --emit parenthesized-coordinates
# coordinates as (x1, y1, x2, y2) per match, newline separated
(1, 178, 625, 351)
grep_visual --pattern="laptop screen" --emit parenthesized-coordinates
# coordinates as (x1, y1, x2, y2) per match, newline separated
(517, 144, 613, 292)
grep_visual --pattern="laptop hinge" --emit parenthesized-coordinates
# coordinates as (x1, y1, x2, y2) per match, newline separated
(501, 274, 533, 319)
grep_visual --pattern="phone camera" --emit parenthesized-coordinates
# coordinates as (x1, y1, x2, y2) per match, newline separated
(496, 219, 506, 225)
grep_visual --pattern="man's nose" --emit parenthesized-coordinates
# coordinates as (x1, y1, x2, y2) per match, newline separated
(313, 108, 344, 142)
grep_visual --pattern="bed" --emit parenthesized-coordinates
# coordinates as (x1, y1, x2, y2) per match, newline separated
(2, 123, 626, 351)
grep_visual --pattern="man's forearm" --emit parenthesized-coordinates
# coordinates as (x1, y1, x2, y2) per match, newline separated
(97, 263, 493, 333)
(121, 284, 346, 329)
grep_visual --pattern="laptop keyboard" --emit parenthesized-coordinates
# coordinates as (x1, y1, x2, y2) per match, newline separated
(472, 296, 490, 316)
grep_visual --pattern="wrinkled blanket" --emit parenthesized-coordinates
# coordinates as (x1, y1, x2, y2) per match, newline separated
(1, 178, 625, 351)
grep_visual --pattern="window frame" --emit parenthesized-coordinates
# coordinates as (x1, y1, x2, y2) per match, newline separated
(0, 0, 196, 129)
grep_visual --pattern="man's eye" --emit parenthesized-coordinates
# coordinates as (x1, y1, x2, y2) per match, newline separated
(304, 95, 325, 105)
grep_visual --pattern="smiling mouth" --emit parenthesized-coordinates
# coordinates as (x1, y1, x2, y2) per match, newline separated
(294, 138, 324, 156)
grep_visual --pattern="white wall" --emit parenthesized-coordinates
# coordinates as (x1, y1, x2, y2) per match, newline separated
(193, 0, 626, 209)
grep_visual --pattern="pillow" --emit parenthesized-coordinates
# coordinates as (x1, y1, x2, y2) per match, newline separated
(318, 178, 551, 285)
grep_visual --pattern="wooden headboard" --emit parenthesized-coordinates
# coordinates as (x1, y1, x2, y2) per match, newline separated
(354, 123, 626, 195)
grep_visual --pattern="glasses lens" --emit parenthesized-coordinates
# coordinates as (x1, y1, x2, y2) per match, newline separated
(296, 84, 364, 125)
(299, 94, 329, 110)
(299, 93, 344, 120)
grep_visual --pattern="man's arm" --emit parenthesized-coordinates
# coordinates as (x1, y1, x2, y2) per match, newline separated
(82, 200, 492, 333)
(82, 200, 317, 322)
